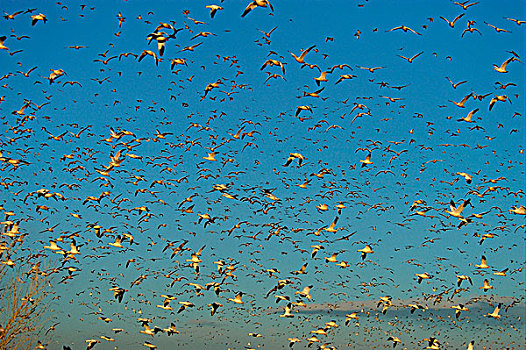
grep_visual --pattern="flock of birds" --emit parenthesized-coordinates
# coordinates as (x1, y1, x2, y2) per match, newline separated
(0, 0, 524, 349)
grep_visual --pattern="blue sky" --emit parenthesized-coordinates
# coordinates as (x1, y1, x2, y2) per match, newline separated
(0, 0, 525, 349)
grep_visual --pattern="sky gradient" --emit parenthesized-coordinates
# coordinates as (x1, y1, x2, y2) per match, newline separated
(0, 0, 525, 349)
